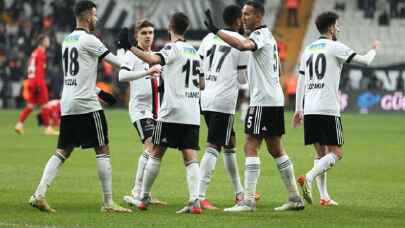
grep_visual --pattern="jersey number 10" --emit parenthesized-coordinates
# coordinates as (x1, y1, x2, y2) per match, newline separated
(306, 53, 326, 80)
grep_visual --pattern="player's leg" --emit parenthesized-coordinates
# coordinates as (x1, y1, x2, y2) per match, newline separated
(198, 142, 220, 209)
(41, 105, 58, 135)
(176, 148, 202, 214)
(15, 102, 34, 134)
(29, 147, 73, 213)
(95, 145, 131, 213)
(136, 144, 167, 210)
(266, 136, 304, 211)
(224, 134, 261, 212)
(313, 144, 338, 206)
(298, 115, 344, 204)
(128, 119, 154, 198)
(223, 133, 245, 204)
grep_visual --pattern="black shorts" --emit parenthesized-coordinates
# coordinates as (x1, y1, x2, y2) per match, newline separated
(152, 121, 200, 150)
(133, 118, 156, 143)
(57, 110, 108, 149)
(244, 106, 285, 137)
(203, 111, 235, 146)
(304, 115, 344, 146)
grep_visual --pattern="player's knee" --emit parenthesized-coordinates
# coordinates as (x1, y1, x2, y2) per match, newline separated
(268, 147, 284, 158)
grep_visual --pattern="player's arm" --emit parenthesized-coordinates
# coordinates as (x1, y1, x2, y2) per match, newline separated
(119, 64, 162, 82)
(292, 56, 306, 128)
(204, 10, 255, 51)
(95, 87, 116, 105)
(351, 40, 380, 66)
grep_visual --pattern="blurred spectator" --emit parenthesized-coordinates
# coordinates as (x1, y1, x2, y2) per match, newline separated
(284, 71, 297, 110)
(275, 33, 287, 75)
(286, 0, 299, 27)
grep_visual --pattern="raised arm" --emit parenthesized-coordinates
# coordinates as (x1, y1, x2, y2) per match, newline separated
(204, 10, 255, 51)
(351, 40, 380, 66)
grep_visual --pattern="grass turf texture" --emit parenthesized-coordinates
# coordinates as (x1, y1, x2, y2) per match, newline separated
(0, 109, 404, 227)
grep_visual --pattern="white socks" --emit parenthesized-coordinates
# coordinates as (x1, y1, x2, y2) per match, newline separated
(198, 147, 219, 199)
(141, 156, 161, 198)
(315, 159, 330, 199)
(244, 156, 260, 202)
(306, 153, 339, 184)
(223, 148, 244, 195)
(275, 155, 301, 200)
(34, 152, 66, 198)
(131, 150, 150, 197)
(96, 154, 113, 206)
(186, 161, 200, 202)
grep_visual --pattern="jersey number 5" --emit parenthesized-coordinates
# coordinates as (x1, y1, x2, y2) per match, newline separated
(63, 47, 80, 76)
(182, 59, 201, 88)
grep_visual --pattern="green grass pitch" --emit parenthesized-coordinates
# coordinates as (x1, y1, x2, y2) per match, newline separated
(0, 109, 404, 227)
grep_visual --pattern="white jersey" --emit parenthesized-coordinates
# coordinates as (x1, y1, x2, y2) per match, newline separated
(198, 31, 248, 114)
(247, 26, 284, 107)
(121, 50, 157, 123)
(156, 41, 201, 125)
(299, 38, 355, 116)
(60, 28, 109, 116)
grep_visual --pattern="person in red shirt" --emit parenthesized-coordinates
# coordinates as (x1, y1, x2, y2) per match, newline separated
(15, 34, 57, 135)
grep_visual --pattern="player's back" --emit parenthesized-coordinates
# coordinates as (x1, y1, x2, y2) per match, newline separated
(299, 38, 354, 116)
(198, 31, 247, 114)
(27, 47, 47, 81)
(248, 26, 284, 107)
(60, 29, 109, 116)
(158, 41, 201, 125)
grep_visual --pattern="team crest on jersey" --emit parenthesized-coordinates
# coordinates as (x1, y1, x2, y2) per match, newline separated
(254, 31, 261, 35)
(164, 45, 172, 50)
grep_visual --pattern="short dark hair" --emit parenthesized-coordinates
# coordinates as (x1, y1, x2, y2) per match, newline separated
(244, 1, 265, 16)
(223, 5, 242, 27)
(170, 12, 190, 35)
(36, 34, 48, 46)
(315, 11, 339, 34)
(135, 20, 154, 33)
(74, 0, 96, 17)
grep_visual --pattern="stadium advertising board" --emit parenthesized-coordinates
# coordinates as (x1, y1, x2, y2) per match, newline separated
(340, 63, 405, 113)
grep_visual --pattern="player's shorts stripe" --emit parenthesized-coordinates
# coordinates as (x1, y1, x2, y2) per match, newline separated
(93, 112, 104, 146)
(225, 115, 234, 145)
(255, 107, 262, 134)
(92, 112, 102, 146)
(135, 120, 144, 140)
(335, 117, 342, 145)
(254, 107, 259, 134)
(154, 121, 162, 144)
(337, 117, 343, 144)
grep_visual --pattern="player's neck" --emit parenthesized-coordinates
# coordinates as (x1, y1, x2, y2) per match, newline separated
(170, 34, 185, 43)
(138, 44, 151, 52)
(76, 21, 90, 33)
(320, 33, 333, 40)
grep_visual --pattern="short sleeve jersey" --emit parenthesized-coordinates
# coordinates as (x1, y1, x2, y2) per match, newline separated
(60, 29, 110, 116)
(198, 31, 248, 114)
(298, 38, 355, 116)
(247, 26, 284, 107)
(27, 47, 47, 82)
(121, 50, 155, 123)
(156, 41, 201, 125)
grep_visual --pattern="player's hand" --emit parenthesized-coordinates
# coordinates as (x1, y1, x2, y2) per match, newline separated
(372, 40, 381, 50)
(116, 27, 132, 50)
(148, 64, 162, 79)
(292, 111, 303, 128)
(97, 90, 117, 106)
(204, 9, 219, 34)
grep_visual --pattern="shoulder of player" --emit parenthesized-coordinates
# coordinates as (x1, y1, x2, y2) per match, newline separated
(250, 25, 269, 37)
